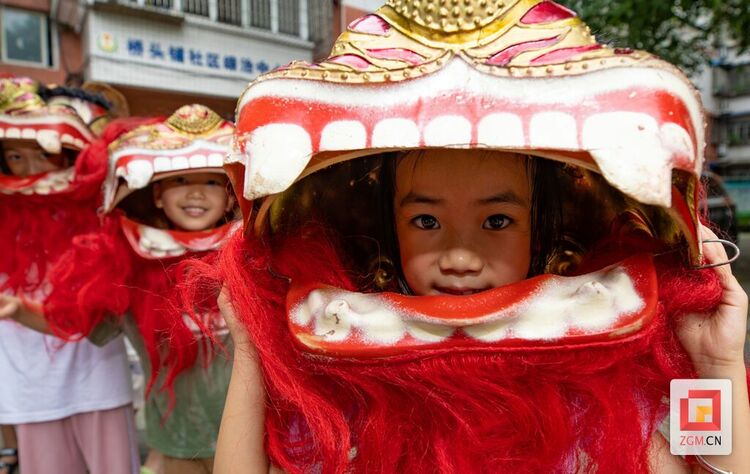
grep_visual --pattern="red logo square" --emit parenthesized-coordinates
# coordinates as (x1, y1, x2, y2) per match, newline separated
(680, 389, 722, 431)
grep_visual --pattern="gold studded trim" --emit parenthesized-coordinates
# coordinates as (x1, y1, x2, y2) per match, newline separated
(253, 52, 454, 85)
(468, 50, 658, 77)
(386, 0, 517, 33)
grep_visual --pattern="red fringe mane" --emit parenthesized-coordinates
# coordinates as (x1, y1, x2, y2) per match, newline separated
(0, 118, 153, 294)
(44, 215, 217, 400)
(182, 227, 740, 473)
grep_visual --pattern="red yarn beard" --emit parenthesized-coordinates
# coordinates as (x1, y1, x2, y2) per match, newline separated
(0, 149, 102, 295)
(0, 119, 152, 296)
(43, 214, 220, 399)
(193, 228, 741, 473)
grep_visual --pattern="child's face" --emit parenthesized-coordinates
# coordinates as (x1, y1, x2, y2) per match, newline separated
(394, 150, 532, 296)
(2, 140, 70, 177)
(154, 172, 234, 232)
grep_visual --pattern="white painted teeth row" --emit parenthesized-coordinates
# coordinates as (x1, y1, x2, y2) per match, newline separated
(138, 227, 187, 258)
(240, 112, 695, 208)
(0, 127, 86, 150)
(120, 154, 225, 190)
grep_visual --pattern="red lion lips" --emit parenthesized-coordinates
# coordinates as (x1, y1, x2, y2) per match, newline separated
(287, 254, 657, 357)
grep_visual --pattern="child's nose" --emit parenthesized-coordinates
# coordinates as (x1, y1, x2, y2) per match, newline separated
(437, 247, 484, 275)
(186, 185, 205, 198)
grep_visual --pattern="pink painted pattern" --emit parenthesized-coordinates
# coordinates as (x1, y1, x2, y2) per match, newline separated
(366, 48, 425, 65)
(520, 1, 576, 24)
(530, 44, 603, 65)
(348, 14, 391, 36)
(328, 55, 373, 70)
(487, 35, 563, 66)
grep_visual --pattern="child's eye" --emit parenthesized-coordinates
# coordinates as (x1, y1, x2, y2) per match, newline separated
(5, 154, 22, 162)
(411, 214, 440, 230)
(483, 214, 512, 230)
(175, 177, 189, 185)
(206, 179, 221, 186)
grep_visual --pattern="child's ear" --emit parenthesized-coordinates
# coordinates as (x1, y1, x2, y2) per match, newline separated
(153, 182, 164, 209)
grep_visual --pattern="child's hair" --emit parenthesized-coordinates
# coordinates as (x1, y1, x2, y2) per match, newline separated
(0, 142, 8, 175)
(38, 85, 112, 111)
(378, 151, 563, 293)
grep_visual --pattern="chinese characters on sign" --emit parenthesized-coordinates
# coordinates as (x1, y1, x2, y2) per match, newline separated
(123, 37, 278, 76)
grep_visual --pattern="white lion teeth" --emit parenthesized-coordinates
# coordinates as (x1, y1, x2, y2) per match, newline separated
(50, 180, 69, 192)
(477, 113, 525, 148)
(207, 153, 224, 167)
(138, 225, 186, 258)
(171, 156, 189, 170)
(293, 264, 645, 349)
(124, 160, 154, 190)
(319, 120, 367, 151)
(153, 156, 172, 172)
(33, 183, 52, 195)
(189, 154, 207, 168)
(660, 122, 696, 172)
(371, 118, 420, 147)
(582, 112, 673, 207)
(424, 115, 472, 147)
(246, 110, 685, 207)
(116, 149, 228, 197)
(36, 130, 61, 154)
(0, 128, 86, 152)
(529, 112, 578, 149)
(242, 124, 312, 201)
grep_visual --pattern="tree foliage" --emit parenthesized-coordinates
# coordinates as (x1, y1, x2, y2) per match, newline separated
(560, 0, 750, 73)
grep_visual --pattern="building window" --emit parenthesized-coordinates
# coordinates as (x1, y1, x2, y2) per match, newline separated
(728, 64, 750, 97)
(183, 0, 209, 17)
(144, 0, 174, 8)
(716, 63, 750, 98)
(728, 117, 750, 146)
(218, 0, 242, 26)
(0, 7, 51, 67)
(250, 0, 271, 29)
(278, 0, 299, 35)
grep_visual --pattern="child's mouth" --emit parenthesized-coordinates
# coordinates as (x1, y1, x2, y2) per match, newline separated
(182, 206, 208, 217)
(434, 286, 488, 296)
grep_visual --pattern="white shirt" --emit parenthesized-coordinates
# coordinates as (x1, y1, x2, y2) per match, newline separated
(0, 320, 133, 424)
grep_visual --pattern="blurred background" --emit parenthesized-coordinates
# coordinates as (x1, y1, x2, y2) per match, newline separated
(0, 0, 748, 314)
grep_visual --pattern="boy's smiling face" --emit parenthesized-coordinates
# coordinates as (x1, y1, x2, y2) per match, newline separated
(154, 172, 234, 231)
(2, 139, 71, 177)
(394, 149, 532, 296)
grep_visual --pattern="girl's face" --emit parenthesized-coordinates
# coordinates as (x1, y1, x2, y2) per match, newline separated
(154, 172, 234, 232)
(2, 140, 70, 177)
(394, 150, 532, 296)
